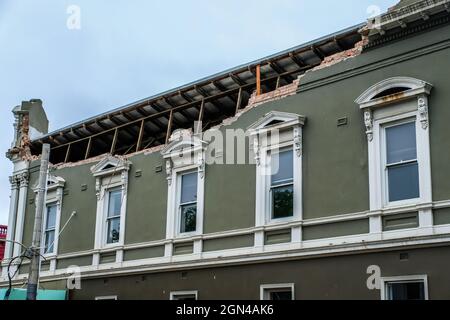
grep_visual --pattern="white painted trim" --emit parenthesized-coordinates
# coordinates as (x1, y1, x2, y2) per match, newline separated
(253, 126, 303, 229)
(260, 283, 295, 300)
(170, 290, 198, 300)
(92, 157, 130, 262)
(163, 138, 206, 252)
(13, 171, 29, 258)
(355, 76, 432, 107)
(95, 295, 118, 300)
(357, 77, 433, 235)
(380, 275, 428, 300)
(4, 176, 20, 261)
(6, 232, 450, 285)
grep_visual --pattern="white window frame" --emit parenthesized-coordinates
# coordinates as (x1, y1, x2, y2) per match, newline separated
(380, 275, 428, 300)
(260, 283, 295, 300)
(248, 111, 305, 227)
(43, 202, 58, 255)
(380, 116, 421, 208)
(103, 187, 123, 245)
(95, 295, 118, 300)
(176, 170, 199, 236)
(38, 174, 65, 259)
(170, 290, 198, 300)
(91, 156, 130, 250)
(162, 130, 207, 241)
(356, 77, 433, 212)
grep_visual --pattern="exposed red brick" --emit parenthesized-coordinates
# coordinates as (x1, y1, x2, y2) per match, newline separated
(247, 79, 300, 108)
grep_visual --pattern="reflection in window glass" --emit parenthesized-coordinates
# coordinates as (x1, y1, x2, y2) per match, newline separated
(385, 122, 419, 202)
(180, 172, 198, 233)
(386, 281, 425, 300)
(44, 204, 57, 253)
(271, 150, 294, 219)
(107, 189, 122, 244)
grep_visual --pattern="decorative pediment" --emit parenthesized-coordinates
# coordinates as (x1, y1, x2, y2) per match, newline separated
(90, 155, 131, 177)
(47, 174, 65, 190)
(161, 131, 207, 158)
(247, 111, 306, 135)
(355, 77, 433, 109)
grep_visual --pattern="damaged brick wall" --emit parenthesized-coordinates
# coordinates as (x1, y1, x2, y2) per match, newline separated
(246, 33, 369, 109)
(6, 112, 34, 161)
(247, 79, 300, 108)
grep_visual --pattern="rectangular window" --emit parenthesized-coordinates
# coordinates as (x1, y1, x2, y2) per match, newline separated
(270, 149, 294, 219)
(384, 121, 419, 203)
(106, 189, 122, 244)
(261, 284, 294, 300)
(179, 172, 198, 233)
(385, 280, 426, 300)
(170, 291, 198, 300)
(44, 204, 57, 254)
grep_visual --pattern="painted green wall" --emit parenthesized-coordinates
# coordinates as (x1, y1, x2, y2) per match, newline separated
(68, 245, 450, 300)
(124, 152, 167, 244)
(17, 23, 450, 260)
(434, 208, 450, 226)
(303, 219, 369, 241)
(55, 162, 97, 254)
(203, 234, 254, 252)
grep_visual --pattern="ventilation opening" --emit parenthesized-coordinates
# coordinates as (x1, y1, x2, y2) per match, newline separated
(372, 87, 409, 99)
(265, 120, 284, 127)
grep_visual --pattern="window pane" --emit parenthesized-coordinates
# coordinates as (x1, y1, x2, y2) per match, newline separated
(387, 282, 425, 300)
(388, 162, 420, 202)
(173, 295, 196, 301)
(272, 185, 294, 219)
(108, 190, 122, 217)
(269, 290, 292, 301)
(386, 122, 417, 164)
(46, 205, 57, 229)
(181, 172, 197, 204)
(107, 217, 120, 243)
(180, 204, 197, 233)
(45, 230, 55, 254)
(271, 150, 293, 185)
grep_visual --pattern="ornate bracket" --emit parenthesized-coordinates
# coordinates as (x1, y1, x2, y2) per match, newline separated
(197, 152, 205, 179)
(165, 160, 173, 186)
(418, 96, 429, 130)
(9, 175, 19, 190)
(18, 172, 29, 188)
(253, 135, 260, 166)
(293, 127, 302, 157)
(95, 178, 101, 200)
(364, 110, 374, 142)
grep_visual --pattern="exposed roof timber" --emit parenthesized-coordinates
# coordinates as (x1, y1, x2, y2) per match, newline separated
(229, 73, 246, 86)
(289, 53, 306, 67)
(268, 61, 294, 82)
(333, 37, 344, 51)
(50, 64, 316, 153)
(310, 45, 325, 60)
(163, 97, 191, 121)
(34, 23, 364, 162)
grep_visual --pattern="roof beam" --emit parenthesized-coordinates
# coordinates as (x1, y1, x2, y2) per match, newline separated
(289, 53, 306, 67)
(229, 73, 246, 86)
(48, 66, 313, 152)
(311, 46, 325, 60)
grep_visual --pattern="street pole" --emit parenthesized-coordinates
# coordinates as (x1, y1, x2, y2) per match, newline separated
(26, 143, 50, 300)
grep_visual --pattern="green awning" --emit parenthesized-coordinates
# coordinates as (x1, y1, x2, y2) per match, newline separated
(0, 288, 67, 300)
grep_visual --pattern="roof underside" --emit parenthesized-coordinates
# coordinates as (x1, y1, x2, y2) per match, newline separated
(31, 24, 363, 165)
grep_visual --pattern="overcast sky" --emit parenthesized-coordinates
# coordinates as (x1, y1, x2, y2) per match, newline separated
(0, 0, 396, 225)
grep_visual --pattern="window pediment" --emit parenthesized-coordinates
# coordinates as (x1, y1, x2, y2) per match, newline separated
(90, 155, 131, 177)
(247, 111, 306, 135)
(161, 132, 207, 159)
(355, 77, 433, 110)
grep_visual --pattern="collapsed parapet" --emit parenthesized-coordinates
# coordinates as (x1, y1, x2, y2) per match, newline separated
(6, 99, 49, 162)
